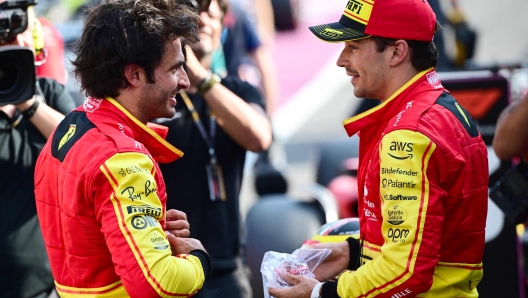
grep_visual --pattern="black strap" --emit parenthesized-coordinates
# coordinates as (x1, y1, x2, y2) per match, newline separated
(346, 237, 361, 270)
(321, 281, 340, 298)
(21, 99, 40, 118)
(180, 91, 217, 161)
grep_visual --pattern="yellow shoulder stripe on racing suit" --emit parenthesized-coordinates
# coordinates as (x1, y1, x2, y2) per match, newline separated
(337, 130, 436, 298)
(100, 152, 205, 297)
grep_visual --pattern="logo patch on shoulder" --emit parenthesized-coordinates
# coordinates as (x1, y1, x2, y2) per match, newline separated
(83, 97, 103, 113)
(58, 125, 76, 150)
(388, 141, 414, 160)
(426, 71, 443, 89)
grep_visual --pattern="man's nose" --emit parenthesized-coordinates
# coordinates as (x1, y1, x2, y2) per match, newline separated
(179, 71, 190, 90)
(336, 48, 348, 68)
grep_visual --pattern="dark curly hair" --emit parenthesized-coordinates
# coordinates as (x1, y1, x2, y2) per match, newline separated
(72, 0, 201, 99)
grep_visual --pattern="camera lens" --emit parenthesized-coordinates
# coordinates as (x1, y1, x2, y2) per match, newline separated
(0, 59, 18, 92)
(0, 46, 35, 104)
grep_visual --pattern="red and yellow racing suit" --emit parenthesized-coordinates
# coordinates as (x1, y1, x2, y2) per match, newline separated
(35, 97, 209, 297)
(336, 69, 488, 297)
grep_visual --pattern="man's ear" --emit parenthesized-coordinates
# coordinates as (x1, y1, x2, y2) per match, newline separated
(389, 40, 410, 67)
(123, 64, 143, 87)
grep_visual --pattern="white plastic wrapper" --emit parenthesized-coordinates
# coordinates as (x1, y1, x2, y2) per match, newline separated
(260, 249, 331, 298)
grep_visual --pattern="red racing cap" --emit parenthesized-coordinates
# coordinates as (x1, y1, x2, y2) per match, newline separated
(309, 0, 436, 43)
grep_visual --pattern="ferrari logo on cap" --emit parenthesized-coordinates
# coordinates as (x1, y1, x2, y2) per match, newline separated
(343, 0, 373, 25)
(346, 0, 363, 14)
(320, 28, 343, 38)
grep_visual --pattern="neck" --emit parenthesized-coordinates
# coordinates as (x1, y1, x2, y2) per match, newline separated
(113, 91, 148, 124)
(379, 66, 420, 102)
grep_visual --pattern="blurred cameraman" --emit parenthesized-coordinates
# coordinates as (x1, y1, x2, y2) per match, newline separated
(493, 91, 528, 161)
(0, 0, 76, 297)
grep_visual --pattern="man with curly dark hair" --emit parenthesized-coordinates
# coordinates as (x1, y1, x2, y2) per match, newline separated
(34, 1, 212, 297)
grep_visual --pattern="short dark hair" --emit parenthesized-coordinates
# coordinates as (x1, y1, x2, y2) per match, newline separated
(72, 0, 201, 99)
(370, 23, 441, 72)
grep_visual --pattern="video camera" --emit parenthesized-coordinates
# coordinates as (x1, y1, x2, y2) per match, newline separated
(0, 0, 38, 105)
(490, 160, 528, 225)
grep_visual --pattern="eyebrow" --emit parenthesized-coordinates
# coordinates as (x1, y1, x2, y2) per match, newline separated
(170, 59, 185, 70)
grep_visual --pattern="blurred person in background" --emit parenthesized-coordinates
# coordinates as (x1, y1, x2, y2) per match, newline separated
(493, 91, 528, 160)
(222, 0, 279, 115)
(35, 16, 68, 85)
(0, 0, 76, 297)
(269, 0, 488, 297)
(34, 0, 212, 297)
(230, 0, 275, 46)
(154, 0, 272, 297)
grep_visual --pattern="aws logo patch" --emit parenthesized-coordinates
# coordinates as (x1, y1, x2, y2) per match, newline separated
(388, 141, 413, 160)
(58, 125, 76, 150)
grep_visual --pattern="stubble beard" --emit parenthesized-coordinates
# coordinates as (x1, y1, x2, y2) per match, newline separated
(139, 84, 175, 121)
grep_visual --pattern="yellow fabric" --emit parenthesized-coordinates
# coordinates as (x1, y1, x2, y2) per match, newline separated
(343, 0, 374, 25)
(100, 152, 205, 296)
(55, 281, 128, 297)
(337, 130, 435, 297)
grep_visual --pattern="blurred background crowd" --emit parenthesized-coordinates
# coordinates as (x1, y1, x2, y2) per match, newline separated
(2, 0, 528, 297)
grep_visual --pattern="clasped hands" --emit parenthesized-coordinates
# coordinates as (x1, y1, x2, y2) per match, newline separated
(164, 209, 205, 255)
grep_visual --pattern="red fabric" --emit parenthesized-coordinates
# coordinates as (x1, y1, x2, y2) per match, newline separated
(341, 69, 488, 296)
(365, 0, 436, 42)
(34, 98, 201, 297)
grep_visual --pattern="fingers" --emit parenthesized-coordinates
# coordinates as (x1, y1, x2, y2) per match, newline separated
(268, 287, 286, 297)
(279, 271, 301, 285)
(165, 232, 180, 249)
(165, 219, 190, 234)
(167, 234, 206, 255)
(166, 228, 190, 238)
(268, 274, 319, 298)
(166, 209, 187, 221)
(184, 44, 199, 65)
(182, 237, 206, 252)
(165, 209, 190, 237)
(166, 232, 189, 255)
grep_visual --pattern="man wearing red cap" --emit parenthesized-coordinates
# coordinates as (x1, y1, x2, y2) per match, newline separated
(269, 0, 488, 297)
